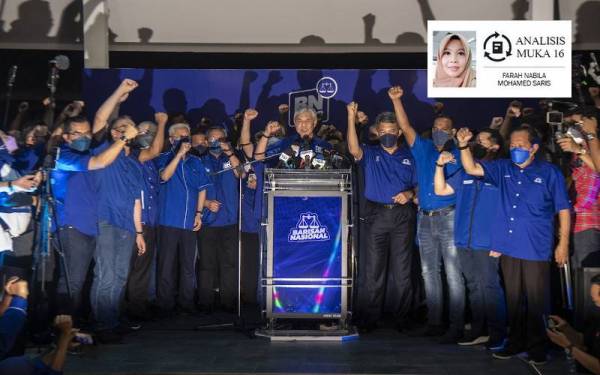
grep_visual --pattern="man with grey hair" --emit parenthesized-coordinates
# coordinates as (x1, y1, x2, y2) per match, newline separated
(155, 122, 211, 317)
(254, 106, 331, 165)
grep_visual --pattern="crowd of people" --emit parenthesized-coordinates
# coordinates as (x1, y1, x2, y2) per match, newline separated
(0, 76, 598, 374)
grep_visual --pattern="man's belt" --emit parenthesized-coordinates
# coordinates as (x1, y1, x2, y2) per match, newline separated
(368, 200, 406, 209)
(420, 205, 455, 217)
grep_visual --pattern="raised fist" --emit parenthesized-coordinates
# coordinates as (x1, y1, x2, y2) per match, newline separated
(265, 121, 281, 137)
(456, 127, 473, 145)
(118, 79, 138, 94)
(437, 151, 455, 165)
(244, 109, 258, 121)
(123, 123, 139, 140)
(278, 104, 289, 114)
(347, 101, 358, 118)
(154, 112, 168, 125)
(387, 86, 404, 100)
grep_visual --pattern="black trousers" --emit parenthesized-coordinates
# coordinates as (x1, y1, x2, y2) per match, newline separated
(364, 201, 416, 325)
(197, 225, 238, 310)
(240, 232, 259, 305)
(126, 225, 157, 317)
(55, 226, 95, 320)
(501, 255, 550, 355)
(156, 225, 198, 311)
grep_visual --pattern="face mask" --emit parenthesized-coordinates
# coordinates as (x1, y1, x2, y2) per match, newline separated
(471, 143, 488, 160)
(209, 139, 222, 155)
(432, 129, 451, 148)
(135, 133, 154, 149)
(69, 136, 92, 152)
(2, 136, 18, 153)
(379, 133, 398, 148)
(194, 145, 207, 155)
(510, 147, 530, 165)
(172, 136, 190, 152)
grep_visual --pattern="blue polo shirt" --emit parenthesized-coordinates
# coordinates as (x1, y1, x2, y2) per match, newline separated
(156, 151, 211, 230)
(93, 141, 144, 233)
(13, 143, 45, 174)
(359, 145, 416, 204)
(410, 135, 462, 211)
(201, 153, 239, 227)
(447, 169, 499, 250)
(479, 158, 570, 261)
(241, 175, 259, 233)
(52, 145, 98, 236)
(131, 150, 160, 228)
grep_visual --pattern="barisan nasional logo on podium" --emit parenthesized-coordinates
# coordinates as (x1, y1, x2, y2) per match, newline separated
(288, 212, 330, 243)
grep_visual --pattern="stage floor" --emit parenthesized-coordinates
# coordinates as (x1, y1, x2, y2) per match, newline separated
(64, 314, 569, 375)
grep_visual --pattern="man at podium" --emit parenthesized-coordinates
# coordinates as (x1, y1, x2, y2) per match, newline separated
(253, 107, 331, 166)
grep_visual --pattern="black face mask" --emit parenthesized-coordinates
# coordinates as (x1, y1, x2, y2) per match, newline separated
(135, 133, 154, 149)
(191, 145, 207, 156)
(471, 143, 488, 160)
(472, 143, 498, 161)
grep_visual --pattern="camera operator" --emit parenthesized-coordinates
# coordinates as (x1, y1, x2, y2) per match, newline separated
(546, 274, 600, 374)
(155, 123, 211, 317)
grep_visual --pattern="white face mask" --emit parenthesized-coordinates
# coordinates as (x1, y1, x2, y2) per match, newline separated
(2, 136, 18, 153)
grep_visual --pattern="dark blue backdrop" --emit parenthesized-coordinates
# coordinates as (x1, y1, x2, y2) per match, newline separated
(82, 68, 537, 135)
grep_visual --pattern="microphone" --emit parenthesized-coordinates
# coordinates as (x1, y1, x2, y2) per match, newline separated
(50, 55, 70, 71)
(299, 135, 314, 169)
(311, 153, 327, 170)
(277, 149, 294, 168)
(7, 66, 17, 87)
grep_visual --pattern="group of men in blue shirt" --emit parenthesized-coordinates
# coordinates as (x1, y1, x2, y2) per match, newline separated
(51, 79, 249, 343)
(347, 85, 570, 364)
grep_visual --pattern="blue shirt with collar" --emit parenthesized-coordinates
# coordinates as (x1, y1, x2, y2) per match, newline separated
(201, 152, 239, 227)
(131, 149, 160, 228)
(410, 135, 462, 211)
(93, 141, 144, 233)
(52, 144, 98, 236)
(359, 144, 417, 204)
(479, 158, 570, 261)
(156, 151, 211, 230)
(447, 169, 499, 250)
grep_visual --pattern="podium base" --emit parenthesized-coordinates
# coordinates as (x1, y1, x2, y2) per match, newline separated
(255, 326, 359, 342)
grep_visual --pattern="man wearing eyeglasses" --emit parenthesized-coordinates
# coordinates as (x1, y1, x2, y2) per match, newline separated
(52, 111, 138, 332)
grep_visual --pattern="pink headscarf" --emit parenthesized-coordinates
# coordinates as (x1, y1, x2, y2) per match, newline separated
(433, 33, 476, 88)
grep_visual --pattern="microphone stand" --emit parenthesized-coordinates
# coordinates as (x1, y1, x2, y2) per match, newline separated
(2, 66, 17, 130)
(46, 64, 59, 129)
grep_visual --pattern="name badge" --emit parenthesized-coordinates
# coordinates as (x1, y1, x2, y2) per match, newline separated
(463, 180, 474, 185)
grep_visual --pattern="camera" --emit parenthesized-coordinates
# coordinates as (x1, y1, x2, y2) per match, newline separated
(546, 111, 563, 125)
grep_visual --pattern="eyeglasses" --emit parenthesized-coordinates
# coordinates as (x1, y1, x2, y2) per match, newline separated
(68, 131, 92, 137)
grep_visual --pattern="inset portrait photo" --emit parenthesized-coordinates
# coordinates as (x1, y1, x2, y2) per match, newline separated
(432, 31, 476, 88)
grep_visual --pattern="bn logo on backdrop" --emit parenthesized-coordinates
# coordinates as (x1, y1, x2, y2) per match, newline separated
(288, 212, 330, 242)
(287, 77, 337, 126)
